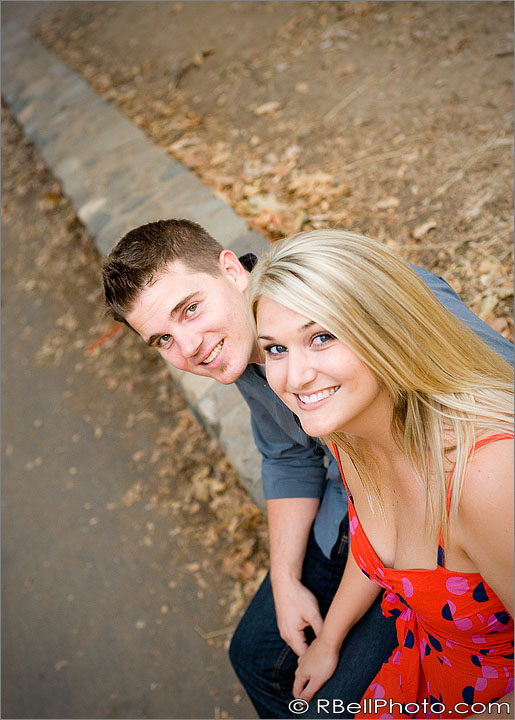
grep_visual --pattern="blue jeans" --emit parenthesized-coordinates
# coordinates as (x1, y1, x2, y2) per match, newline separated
(229, 518, 397, 718)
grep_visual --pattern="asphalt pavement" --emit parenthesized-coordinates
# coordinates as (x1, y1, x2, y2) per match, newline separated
(1, 160, 255, 720)
(1, 3, 259, 718)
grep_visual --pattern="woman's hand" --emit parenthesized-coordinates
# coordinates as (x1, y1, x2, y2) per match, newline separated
(292, 635, 340, 702)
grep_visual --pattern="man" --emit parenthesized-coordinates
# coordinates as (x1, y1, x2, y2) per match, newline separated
(102, 218, 513, 719)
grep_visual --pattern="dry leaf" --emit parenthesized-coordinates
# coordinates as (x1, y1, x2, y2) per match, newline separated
(412, 219, 437, 240)
(254, 101, 281, 116)
(376, 196, 400, 210)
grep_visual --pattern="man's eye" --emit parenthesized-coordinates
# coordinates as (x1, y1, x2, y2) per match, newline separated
(185, 303, 198, 316)
(158, 334, 172, 347)
(265, 344, 287, 356)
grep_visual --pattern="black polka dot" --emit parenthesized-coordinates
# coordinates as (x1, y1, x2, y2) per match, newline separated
(462, 686, 475, 704)
(427, 633, 443, 652)
(404, 629, 415, 648)
(494, 611, 510, 625)
(441, 602, 453, 621)
(472, 582, 489, 603)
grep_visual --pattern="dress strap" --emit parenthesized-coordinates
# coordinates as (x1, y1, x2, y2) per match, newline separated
(438, 432, 513, 566)
(332, 442, 353, 501)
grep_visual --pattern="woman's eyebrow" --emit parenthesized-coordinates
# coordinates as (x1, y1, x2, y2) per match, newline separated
(258, 320, 315, 341)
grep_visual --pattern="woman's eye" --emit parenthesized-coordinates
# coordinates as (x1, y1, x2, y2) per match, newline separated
(265, 344, 288, 356)
(158, 334, 172, 347)
(312, 333, 334, 347)
(185, 303, 198, 316)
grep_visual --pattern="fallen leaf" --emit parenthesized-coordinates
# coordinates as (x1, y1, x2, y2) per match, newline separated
(479, 293, 499, 319)
(376, 196, 400, 210)
(246, 192, 285, 215)
(412, 219, 437, 240)
(254, 101, 281, 116)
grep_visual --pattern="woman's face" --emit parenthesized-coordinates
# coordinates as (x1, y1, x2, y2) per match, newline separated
(256, 295, 389, 439)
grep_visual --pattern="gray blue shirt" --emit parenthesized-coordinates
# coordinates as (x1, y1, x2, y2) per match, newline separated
(236, 261, 514, 559)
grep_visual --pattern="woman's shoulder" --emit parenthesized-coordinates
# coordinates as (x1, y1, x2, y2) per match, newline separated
(460, 433, 513, 520)
(456, 433, 513, 610)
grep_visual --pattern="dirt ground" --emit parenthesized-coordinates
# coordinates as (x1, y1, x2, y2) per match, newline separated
(33, 0, 514, 338)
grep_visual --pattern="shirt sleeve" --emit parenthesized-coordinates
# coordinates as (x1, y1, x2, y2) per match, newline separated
(411, 265, 514, 365)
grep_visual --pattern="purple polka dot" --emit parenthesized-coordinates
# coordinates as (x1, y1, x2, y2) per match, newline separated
(349, 516, 358, 534)
(472, 635, 487, 644)
(379, 715, 394, 719)
(376, 566, 385, 577)
(505, 677, 514, 694)
(476, 613, 484, 623)
(445, 576, 469, 595)
(392, 649, 401, 665)
(402, 577, 414, 597)
(482, 665, 498, 679)
(454, 617, 473, 631)
(447, 600, 456, 615)
(371, 682, 385, 700)
(487, 614, 506, 633)
(442, 655, 452, 667)
(400, 607, 413, 621)
(475, 677, 488, 692)
(419, 639, 428, 660)
(384, 591, 397, 604)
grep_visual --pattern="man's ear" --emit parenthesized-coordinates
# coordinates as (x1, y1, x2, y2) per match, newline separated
(218, 249, 249, 291)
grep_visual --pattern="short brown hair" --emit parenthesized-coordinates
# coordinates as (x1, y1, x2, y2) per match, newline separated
(102, 218, 223, 322)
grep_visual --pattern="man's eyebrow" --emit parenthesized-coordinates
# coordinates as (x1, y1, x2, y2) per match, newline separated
(145, 292, 199, 346)
(258, 320, 315, 341)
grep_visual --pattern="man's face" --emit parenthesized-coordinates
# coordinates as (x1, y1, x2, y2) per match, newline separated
(126, 252, 260, 384)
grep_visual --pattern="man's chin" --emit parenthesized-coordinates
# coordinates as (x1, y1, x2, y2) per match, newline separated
(211, 360, 246, 385)
(214, 368, 240, 385)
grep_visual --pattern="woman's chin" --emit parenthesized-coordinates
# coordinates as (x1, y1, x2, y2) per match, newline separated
(298, 416, 338, 439)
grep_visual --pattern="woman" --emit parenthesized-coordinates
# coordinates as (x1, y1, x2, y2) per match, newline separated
(248, 229, 513, 719)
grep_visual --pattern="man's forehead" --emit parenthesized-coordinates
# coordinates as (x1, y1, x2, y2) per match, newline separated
(150, 258, 202, 285)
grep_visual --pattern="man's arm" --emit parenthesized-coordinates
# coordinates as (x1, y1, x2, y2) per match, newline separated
(236, 367, 329, 653)
(268, 497, 323, 656)
(412, 265, 514, 364)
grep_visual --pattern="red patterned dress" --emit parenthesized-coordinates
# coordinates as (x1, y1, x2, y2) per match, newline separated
(333, 434, 514, 719)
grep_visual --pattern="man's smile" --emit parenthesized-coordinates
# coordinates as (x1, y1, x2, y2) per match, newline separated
(201, 339, 224, 365)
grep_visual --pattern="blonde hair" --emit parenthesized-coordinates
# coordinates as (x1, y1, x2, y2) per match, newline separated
(249, 229, 513, 538)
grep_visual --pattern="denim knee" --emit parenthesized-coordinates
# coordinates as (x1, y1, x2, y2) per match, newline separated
(228, 618, 248, 675)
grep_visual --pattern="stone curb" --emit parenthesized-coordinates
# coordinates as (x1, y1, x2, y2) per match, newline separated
(2, 20, 269, 508)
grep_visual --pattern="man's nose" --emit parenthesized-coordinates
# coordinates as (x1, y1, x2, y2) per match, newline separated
(176, 330, 203, 359)
(286, 350, 317, 390)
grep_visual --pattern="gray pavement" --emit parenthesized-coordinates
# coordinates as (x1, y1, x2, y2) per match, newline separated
(1, 125, 256, 719)
(1, 2, 268, 718)
(2, 223, 245, 720)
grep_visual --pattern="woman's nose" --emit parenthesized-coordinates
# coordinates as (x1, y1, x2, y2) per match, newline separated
(286, 350, 317, 391)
